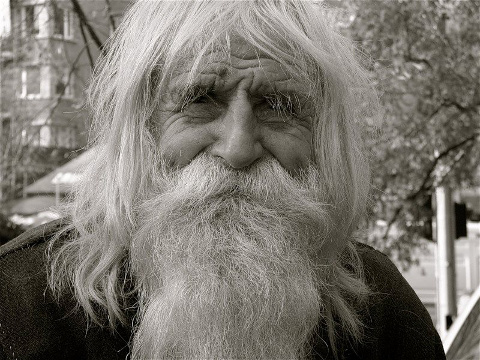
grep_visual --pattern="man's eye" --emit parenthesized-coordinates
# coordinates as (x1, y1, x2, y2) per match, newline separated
(264, 94, 297, 116)
(180, 86, 215, 112)
(191, 94, 210, 104)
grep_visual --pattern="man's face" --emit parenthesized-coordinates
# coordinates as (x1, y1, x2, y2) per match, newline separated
(130, 41, 329, 358)
(154, 38, 315, 173)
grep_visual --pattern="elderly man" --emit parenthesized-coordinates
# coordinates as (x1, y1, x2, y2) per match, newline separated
(0, 1, 444, 359)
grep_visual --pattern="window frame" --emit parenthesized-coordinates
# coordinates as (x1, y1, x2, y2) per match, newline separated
(20, 66, 42, 99)
(22, 4, 40, 37)
(52, 6, 74, 40)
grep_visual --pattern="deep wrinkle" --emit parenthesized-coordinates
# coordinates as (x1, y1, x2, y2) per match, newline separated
(153, 38, 315, 173)
(168, 60, 309, 103)
(165, 66, 314, 128)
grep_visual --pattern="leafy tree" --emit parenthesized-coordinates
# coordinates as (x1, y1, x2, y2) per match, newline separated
(348, 0, 480, 267)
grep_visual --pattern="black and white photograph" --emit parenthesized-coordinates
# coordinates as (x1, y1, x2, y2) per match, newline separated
(0, 0, 479, 359)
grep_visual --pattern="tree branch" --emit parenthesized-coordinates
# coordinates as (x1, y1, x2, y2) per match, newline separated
(79, 22, 94, 69)
(104, 0, 117, 33)
(403, 98, 479, 141)
(382, 132, 479, 240)
(382, 206, 403, 241)
(403, 13, 434, 71)
(406, 133, 478, 201)
(441, 99, 480, 114)
(70, 0, 104, 52)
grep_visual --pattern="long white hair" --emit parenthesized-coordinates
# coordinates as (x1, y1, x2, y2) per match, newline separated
(48, 0, 380, 357)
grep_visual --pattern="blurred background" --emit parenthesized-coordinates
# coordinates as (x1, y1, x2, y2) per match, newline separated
(0, 0, 479, 358)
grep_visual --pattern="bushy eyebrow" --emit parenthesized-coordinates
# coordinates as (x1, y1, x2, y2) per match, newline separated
(172, 81, 312, 101)
(264, 91, 312, 115)
(180, 84, 214, 98)
(168, 76, 217, 102)
(166, 63, 315, 106)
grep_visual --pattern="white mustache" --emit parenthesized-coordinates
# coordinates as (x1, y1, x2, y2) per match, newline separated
(142, 153, 331, 229)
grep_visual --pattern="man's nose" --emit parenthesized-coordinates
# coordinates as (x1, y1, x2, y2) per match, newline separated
(210, 95, 263, 169)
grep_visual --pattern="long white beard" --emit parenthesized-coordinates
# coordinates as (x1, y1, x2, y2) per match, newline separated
(130, 155, 341, 359)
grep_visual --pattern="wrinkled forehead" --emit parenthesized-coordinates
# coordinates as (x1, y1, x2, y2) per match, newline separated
(163, 33, 316, 93)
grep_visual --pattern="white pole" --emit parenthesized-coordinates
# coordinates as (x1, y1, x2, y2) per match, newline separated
(435, 186, 457, 339)
(470, 235, 480, 292)
(465, 254, 471, 293)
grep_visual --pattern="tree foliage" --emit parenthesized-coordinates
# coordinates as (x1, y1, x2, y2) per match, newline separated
(348, 0, 480, 267)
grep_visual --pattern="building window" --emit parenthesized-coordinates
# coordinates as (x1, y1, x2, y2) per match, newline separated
(1, 118, 11, 140)
(53, 7, 64, 36)
(54, 69, 74, 98)
(24, 125, 77, 149)
(64, 9, 73, 38)
(53, 6, 73, 39)
(26, 67, 40, 95)
(23, 5, 40, 36)
(39, 125, 51, 147)
(21, 66, 41, 99)
(21, 126, 40, 147)
(24, 125, 52, 148)
(55, 79, 65, 95)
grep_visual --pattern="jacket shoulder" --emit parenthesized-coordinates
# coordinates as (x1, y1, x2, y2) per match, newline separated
(0, 219, 130, 360)
(0, 218, 68, 260)
(0, 219, 87, 360)
(351, 241, 445, 360)
(354, 241, 417, 294)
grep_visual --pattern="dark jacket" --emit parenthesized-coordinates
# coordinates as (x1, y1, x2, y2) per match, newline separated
(0, 220, 446, 359)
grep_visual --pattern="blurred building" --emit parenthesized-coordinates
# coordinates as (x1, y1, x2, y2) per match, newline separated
(0, 0, 128, 202)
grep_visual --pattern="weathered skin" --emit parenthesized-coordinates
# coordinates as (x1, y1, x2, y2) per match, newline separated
(155, 39, 315, 174)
